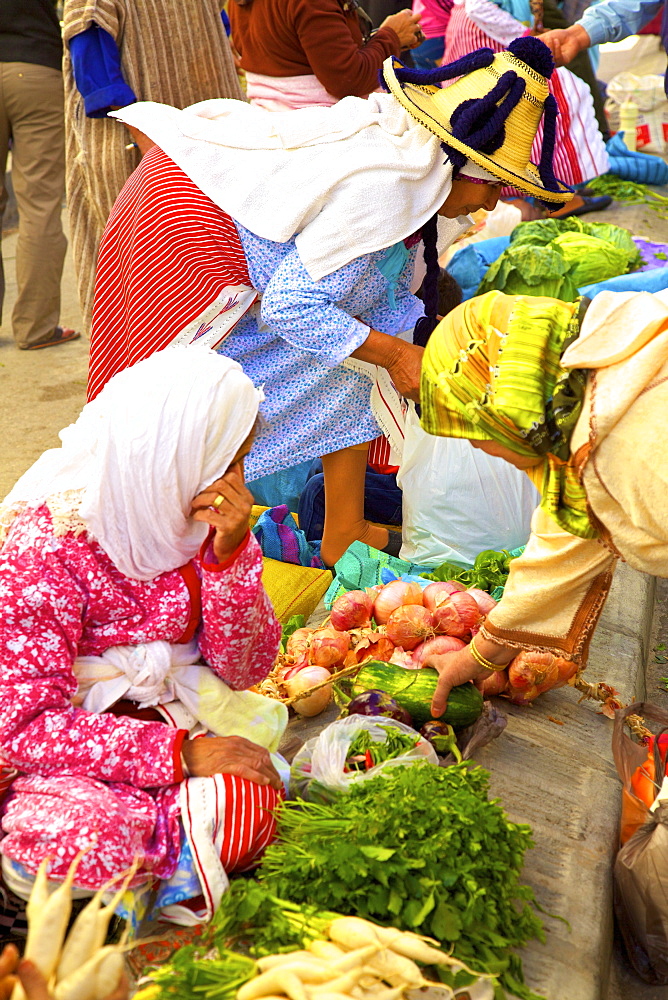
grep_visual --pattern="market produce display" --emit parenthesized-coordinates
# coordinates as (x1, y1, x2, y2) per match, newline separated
(259, 762, 545, 1000)
(11, 853, 135, 1000)
(137, 881, 495, 1000)
(350, 662, 483, 728)
(477, 218, 642, 300)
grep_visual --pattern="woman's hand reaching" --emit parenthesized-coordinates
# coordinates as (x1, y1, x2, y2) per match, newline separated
(182, 736, 283, 790)
(385, 341, 424, 403)
(422, 637, 515, 717)
(191, 462, 254, 562)
(380, 9, 425, 50)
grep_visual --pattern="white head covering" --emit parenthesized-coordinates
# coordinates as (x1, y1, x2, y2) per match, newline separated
(1, 347, 262, 581)
(459, 159, 503, 183)
(111, 93, 463, 281)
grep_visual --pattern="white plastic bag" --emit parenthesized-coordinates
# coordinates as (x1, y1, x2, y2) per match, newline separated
(289, 715, 437, 801)
(606, 73, 668, 153)
(397, 406, 539, 567)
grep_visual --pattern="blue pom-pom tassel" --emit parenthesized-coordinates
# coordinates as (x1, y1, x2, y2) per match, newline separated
(508, 36, 554, 79)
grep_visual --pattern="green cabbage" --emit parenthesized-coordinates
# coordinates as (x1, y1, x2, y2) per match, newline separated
(477, 244, 579, 301)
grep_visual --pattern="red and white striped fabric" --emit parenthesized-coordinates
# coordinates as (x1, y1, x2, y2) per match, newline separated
(444, 4, 609, 193)
(175, 772, 282, 924)
(88, 146, 257, 402)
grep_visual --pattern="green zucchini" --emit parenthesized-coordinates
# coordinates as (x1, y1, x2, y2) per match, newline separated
(351, 661, 483, 728)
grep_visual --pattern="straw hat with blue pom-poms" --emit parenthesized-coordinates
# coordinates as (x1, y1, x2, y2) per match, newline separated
(382, 37, 573, 205)
(383, 37, 574, 348)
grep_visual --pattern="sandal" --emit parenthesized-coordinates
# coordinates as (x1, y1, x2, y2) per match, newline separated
(549, 194, 612, 219)
(21, 327, 81, 351)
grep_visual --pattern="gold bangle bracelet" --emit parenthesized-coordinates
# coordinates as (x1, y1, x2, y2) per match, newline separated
(470, 636, 507, 673)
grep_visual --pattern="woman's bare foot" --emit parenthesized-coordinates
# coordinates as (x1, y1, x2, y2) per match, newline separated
(320, 521, 390, 567)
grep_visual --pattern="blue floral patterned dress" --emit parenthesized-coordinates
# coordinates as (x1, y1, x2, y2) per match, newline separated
(223, 224, 424, 482)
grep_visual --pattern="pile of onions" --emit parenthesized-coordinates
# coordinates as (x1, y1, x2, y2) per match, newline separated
(285, 627, 314, 661)
(309, 627, 351, 668)
(466, 588, 498, 616)
(373, 580, 423, 625)
(422, 581, 465, 610)
(283, 666, 332, 716)
(412, 634, 466, 668)
(385, 605, 433, 651)
(330, 590, 374, 631)
(432, 592, 482, 640)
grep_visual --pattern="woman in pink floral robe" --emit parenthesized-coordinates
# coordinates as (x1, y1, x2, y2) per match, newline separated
(0, 347, 283, 917)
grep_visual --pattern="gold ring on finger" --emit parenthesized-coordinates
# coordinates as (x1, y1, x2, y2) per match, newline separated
(212, 493, 226, 510)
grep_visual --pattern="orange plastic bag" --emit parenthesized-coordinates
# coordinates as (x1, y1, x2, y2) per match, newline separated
(613, 702, 668, 983)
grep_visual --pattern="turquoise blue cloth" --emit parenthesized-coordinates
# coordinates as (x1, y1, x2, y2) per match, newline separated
(605, 133, 668, 186)
(377, 241, 410, 309)
(579, 264, 668, 298)
(493, 0, 532, 22)
(249, 460, 313, 511)
(446, 237, 511, 300)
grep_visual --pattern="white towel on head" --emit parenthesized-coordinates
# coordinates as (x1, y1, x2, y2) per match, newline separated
(1, 347, 262, 580)
(112, 91, 458, 281)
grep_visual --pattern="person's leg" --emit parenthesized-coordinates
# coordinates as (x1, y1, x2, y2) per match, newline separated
(320, 443, 391, 566)
(5, 62, 66, 348)
(0, 66, 11, 329)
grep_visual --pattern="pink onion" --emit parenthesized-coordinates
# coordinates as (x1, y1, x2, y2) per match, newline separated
(411, 634, 466, 668)
(385, 605, 433, 651)
(309, 627, 351, 668)
(555, 656, 578, 687)
(431, 592, 482, 640)
(506, 683, 541, 706)
(389, 647, 417, 668)
(423, 581, 465, 611)
(281, 654, 310, 681)
(480, 670, 508, 697)
(354, 632, 395, 665)
(286, 627, 314, 660)
(284, 666, 332, 716)
(330, 590, 374, 631)
(508, 651, 559, 693)
(466, 588, 498, 616)
(373, 580, 424, 625)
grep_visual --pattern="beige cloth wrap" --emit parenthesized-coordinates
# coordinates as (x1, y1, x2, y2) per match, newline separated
(62, 0, 245, 329)
(482, 290, 668, 662)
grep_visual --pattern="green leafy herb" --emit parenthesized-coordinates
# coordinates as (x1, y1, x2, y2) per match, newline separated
(210, 880, 334, 956)
(587, 173, 668, 219)
(149, 945, 257, 1000)
(260, 762, 545, 1000)
(280, 615, 306, 652)
(421, 548, 521, 592)
(346, 726, 419, 771)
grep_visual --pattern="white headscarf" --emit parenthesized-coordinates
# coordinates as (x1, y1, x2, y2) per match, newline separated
(1, 347, 262, 580)
(111, 92, 459, 281)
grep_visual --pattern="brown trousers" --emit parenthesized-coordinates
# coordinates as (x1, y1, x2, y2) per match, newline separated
(0, 62, 67, 347)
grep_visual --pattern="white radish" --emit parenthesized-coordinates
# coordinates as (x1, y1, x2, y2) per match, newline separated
(329, 947, 380, 973)
(328, 917, 384, 949)
(308, 942, 346, 961)
(12, 850, 87, 1000)
(308, 970, 364, 995)
(256, 953, 328, 972)
(250, 963, 336, 985)
(54, 944, 125, 1000)
(238, 969, 309, 1000)
(364, 950, 424, 988)
(56, 861, 138, 982)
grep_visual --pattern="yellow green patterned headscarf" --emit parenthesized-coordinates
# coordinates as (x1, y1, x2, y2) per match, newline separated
(420, 290, 596, 539)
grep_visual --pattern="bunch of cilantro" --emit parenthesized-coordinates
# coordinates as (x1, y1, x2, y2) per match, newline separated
(260, 762, 545, 1000)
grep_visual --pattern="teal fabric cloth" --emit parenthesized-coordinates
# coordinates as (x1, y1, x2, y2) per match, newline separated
(377, 241, 410, 309)
(324, 541, 434, 607)
(493, 0, 532, 22)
